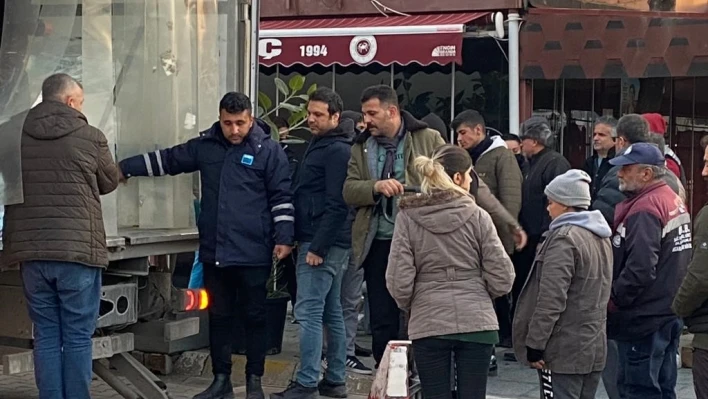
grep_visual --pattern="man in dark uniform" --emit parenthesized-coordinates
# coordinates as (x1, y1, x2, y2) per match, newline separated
(119, 92, 294, 399)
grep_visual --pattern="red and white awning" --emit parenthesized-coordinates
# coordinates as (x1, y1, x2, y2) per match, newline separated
(259, 12, 489, 67)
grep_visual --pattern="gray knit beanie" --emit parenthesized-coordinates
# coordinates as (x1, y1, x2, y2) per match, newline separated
(544, 169, 592, 209)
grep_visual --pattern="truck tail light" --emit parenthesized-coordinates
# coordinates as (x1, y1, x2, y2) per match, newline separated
(183, 289, 209, 311)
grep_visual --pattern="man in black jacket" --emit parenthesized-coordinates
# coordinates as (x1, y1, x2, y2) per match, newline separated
(120, 92, 294, 399)
(272, 88, 354, 399)
(583, 116, 617, 200)
(512, 116, 570, 318)
(591, 114, 683, 228)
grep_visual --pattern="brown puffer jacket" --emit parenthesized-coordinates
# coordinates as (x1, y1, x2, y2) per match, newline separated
(386, 190, 515, 340)
(1, 101, 120, 268)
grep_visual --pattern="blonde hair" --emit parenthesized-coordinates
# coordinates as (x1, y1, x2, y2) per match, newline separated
(414, 144, 472, 197)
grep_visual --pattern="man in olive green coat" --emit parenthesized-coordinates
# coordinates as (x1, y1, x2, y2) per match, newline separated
(343, 85, 525, 366)
(452, 110, 523, 348)
(672, 135, 708, 399)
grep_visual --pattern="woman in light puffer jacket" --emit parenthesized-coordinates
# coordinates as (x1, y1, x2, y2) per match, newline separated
(386, 144, 515, 399)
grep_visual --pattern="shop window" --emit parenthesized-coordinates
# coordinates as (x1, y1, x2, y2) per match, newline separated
(672, 77, 708, 215)
(334, 63, 392, 112)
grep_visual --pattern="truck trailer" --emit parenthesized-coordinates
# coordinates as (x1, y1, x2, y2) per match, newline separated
(0, 1, 259, 397)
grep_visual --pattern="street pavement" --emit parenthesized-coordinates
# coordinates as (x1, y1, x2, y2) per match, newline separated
(0, 353, 697, 399)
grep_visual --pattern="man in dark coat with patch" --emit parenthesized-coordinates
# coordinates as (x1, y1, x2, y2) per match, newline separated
(119, 92, 294, 399)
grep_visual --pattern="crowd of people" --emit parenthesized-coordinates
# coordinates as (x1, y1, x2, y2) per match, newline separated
(2, 73, 708, 399)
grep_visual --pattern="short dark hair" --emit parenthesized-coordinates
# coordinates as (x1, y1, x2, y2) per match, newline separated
(501, 133, 521, 143)
(42, 73, 82, 102)
(219, 92, 252, 114)
(308, 87, 344, 116)
(701, 135, 708, 149)
(272, 116, 289, 130)
(360, 85, 399, 107)
(617, 114, 650, 144)
(451, 110, 486, 132)
(341, 110, 363, 124)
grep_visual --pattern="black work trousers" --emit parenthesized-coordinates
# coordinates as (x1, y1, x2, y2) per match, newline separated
(203, 263, 270, 377)
(413, 337, 494, 399)
(363, 239, 400, 366)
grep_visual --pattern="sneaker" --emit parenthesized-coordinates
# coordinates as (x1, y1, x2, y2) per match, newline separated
(318, 379, 347, 398)
(321, 355, 328, 370)
(345, 356, 372, 375)
(489, 354, 498, 377)
(354, 344, 372, 358)
(270, 381, 317, 399)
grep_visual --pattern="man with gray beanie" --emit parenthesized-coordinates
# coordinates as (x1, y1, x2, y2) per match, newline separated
(510, 116, 570, 344)
(513, 169, 613, 399)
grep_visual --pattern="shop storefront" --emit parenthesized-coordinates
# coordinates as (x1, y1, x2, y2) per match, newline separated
(520, 7, 708, 213)
(257, 12, 515, 141)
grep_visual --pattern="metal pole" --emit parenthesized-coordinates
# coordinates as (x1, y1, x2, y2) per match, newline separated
(332, 64, 336, 91)
(508, 12, 521, 136)
(390, 64, 395, 88)
(248, 0, 260, 107)
(275, 64, 280, 116)
(450, 62, 456, 144)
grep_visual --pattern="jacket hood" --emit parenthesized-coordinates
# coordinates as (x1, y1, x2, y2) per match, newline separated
(23, 101, 88, 140)
(399, 190, 476, 234)
(354, 110, 428, 144)
(549, 210, 612, 238)
(317, 118, 356, 143)
(482, 135, 508, 157)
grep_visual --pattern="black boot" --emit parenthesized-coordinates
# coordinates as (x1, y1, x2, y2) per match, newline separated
(247, 375, 265, 399)
(192, 374, 234, 399)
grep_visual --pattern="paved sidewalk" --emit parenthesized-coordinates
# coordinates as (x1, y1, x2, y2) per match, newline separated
(0, 357, 697, 399)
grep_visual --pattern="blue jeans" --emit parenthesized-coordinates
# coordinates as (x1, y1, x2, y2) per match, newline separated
(22, 261, 102, 399)
(617, 317, 682, 399)
(294, 243, 348, 387)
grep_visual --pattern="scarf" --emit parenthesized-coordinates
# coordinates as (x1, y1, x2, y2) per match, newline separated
(374, 123, 406, 219)
(468, 136, 494, 165)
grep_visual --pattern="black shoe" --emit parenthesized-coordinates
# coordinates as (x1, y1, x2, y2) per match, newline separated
(247, 375, 265, 399)
(503, 352, 517, 362)
(270, 381, 318, 399)
(318, 379, 347, 398)
(354, 344, 372, 358)
(192, 374, 234, 399)
(345, 356, 372, 375)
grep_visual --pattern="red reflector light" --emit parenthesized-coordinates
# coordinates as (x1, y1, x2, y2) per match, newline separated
(185, 290, 197, 311)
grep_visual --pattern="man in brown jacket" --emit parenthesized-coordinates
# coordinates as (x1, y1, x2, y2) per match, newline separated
(672, 134, 708, 399)
(453, 110, 522, 347)
(1, 73, 120, 399)
(344, 85, 525, 366)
